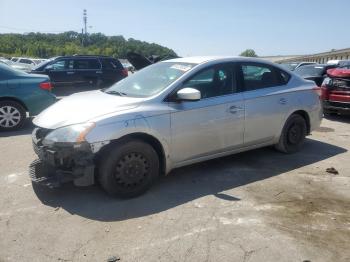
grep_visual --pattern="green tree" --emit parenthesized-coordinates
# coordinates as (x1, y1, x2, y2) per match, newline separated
(240, 49, 258, 57)
(0, 31, 177, 59)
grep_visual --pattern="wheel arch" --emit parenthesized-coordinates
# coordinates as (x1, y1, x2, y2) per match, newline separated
(0, 97, 28, 111)
(290, 110, 311, 134)
(96, 132, 168, 175)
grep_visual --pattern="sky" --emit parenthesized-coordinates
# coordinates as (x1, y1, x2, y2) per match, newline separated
(0, 0, 349, 57)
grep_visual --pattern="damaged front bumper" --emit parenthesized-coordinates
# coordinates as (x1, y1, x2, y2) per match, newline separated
(30, 128, 96, 188)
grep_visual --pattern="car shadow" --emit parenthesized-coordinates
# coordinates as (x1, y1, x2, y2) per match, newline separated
(0, 119, 34, 137)
(33, 138, 347, 222)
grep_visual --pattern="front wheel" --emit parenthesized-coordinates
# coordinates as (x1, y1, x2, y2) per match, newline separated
(275, 114, 307, 154)
(0, 101, 26, 131)
(98, 140, 159, 198)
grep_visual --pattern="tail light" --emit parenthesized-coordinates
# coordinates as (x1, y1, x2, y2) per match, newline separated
(320, 78, 332, 100)
(320, 85, 329, 100)
(39, 81, 53, 91)
(121, 69, 128, 77)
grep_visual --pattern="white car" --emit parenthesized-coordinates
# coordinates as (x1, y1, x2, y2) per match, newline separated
(10, 57, 46, 72)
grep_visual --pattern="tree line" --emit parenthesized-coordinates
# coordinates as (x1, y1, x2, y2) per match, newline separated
(0, 31, 177, 59)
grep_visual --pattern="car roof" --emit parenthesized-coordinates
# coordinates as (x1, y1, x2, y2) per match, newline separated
(54, 55, 113, 59)
(163, 56, 275, 65)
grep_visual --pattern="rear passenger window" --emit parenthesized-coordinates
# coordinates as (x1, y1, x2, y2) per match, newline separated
(74, 59, 100, 70)
(278, 69, 291, 84)
(101, 58, 122, 70)
(241, 63, 283, 91)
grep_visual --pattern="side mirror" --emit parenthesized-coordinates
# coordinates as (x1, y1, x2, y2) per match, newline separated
(177, 87, 201, 101)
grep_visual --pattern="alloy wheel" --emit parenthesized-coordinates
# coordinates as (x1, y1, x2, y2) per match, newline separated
(0, 106, 22, 128)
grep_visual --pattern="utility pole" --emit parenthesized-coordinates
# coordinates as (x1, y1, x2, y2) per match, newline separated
(81, 28, 84, 47)
(83, 9, 87, 35)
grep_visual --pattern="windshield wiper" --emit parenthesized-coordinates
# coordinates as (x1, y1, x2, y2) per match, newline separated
(104, 90, 127, 96)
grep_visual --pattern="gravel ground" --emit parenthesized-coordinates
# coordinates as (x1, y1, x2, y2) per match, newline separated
(0, 116, 349, 262)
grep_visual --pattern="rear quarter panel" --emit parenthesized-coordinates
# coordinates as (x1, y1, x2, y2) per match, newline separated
(3, 77, 56, 115)
(278, 79, 322, 138)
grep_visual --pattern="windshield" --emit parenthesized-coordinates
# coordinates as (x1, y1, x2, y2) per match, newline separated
(104, 62, 195, 97)
(294, 65, 325, 77)
(280, 63, 298, 71)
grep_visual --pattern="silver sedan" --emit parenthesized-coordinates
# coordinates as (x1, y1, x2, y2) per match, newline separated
(31, 57, 322, 198)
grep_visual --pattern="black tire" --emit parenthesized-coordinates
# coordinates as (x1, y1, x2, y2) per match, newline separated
(98, 139, 159, 198)
(0, 100, 26, 131)
(275, 114, 307, 154)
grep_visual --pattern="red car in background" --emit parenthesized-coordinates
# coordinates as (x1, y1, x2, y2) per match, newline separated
(322, 67, 350, 115)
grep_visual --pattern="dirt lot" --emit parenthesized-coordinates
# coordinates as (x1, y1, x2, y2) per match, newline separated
(0, 116, 349, 262)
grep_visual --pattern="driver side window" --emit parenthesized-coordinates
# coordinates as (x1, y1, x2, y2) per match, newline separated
(46, 60, 66, 71)
(183, 65, 234, 99)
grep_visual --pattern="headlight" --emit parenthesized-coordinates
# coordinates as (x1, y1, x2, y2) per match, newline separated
(43, 122, 95, 145)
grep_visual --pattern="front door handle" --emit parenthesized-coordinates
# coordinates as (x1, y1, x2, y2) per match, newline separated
(279, 98, 287, 105)
(228, 105, 244, 114)
(96, 71, 103, 74)
(66, 71, 75, 75)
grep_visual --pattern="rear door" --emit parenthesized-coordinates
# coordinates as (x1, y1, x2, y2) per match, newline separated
(72, 58, 101, 87)
(238, 62, 292, 145)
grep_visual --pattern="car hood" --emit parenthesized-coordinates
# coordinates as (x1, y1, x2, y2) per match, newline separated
(33, 90, 143, 129)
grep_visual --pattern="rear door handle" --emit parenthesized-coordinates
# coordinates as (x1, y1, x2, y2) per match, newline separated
(228, 105, 244, 114)
(66, 71, 75, 75)
(96, 71, 103, 74)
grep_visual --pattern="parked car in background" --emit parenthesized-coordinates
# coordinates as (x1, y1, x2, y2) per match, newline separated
(339, 60, 350, 68)
(10, 57, 39, 72)
(11, 63, 32, 72)
(0, 58, 11, 66)
(327, 60, 350, 67)
(0, 64, 56, 131)
(16, 57, 37, 66)
(294, 64, 337, 86)
(30, 57, 322, 197)
(32, 58, 47, 65)
(280, 62, 316, 71)
(31, 55, 128, 95)
(322, 67, 350, 115)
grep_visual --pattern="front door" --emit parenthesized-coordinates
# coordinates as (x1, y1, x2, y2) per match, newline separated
(45, 59, 72, 86)
(169, 63, 244, 165)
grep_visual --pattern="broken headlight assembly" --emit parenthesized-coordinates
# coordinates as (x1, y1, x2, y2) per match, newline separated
(42, 122, 95, 146)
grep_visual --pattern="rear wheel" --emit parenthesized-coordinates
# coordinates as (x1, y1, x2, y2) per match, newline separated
(275, 114, 307, 153)
(0, 101, 26, 131)
(98, 139, 159, 198)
